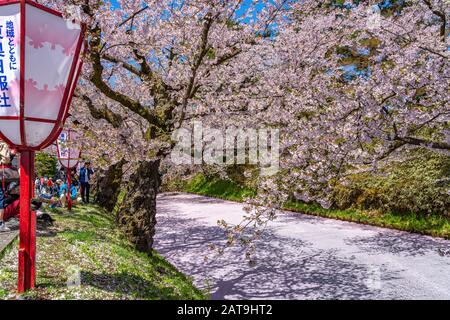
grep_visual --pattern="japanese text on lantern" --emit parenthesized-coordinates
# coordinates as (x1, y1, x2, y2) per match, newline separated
(59, 132, 69, 158)
(0, 19, 16, 108)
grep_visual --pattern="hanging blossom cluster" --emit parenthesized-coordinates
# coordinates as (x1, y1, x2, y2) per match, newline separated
(250, 0, 449, 204)
(213, 0, 449, 258)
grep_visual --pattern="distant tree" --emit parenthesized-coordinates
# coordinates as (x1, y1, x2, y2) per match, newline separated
(35, 152, 57, 178)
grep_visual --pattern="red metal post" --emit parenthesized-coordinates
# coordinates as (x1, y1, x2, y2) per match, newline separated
(67, 166, 72, 211)
(18, 150, 36, 293)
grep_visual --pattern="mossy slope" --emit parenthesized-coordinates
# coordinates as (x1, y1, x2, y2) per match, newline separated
(0, 205, 205, 300)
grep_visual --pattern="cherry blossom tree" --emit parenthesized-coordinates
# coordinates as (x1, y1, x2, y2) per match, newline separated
(33, 0, 448, 257)
(274, 0, 448, 204)
(218, 0, 449, 259)
(35, 0, 290, 165)
(37, 0, 292, 251)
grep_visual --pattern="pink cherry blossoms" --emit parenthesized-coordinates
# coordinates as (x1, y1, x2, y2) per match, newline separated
(35, 0, 448, 212)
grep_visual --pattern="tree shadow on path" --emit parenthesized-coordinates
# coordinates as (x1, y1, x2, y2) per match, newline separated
(155, 196, 401, 300)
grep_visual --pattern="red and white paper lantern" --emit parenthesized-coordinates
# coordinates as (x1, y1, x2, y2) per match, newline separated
(0, 0, 85, 150)
(56, 129, 81, 169)
(0, 0, 85, 293)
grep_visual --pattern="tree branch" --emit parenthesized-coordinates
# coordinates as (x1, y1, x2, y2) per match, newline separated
(88, 26, 162, 128)
(423, 0, 447, 42)
(396, 136, 450, 150)
(118, 5, 150, 28)
(178, 13, 215, 126)
(76, 93, 124, 129)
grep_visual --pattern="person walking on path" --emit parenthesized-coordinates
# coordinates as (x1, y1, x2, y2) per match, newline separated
(79, 161, 94, 204)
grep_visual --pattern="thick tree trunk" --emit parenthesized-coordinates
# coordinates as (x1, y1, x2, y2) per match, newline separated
(116, 160, 161, 253)
(95, 159, 126, 212)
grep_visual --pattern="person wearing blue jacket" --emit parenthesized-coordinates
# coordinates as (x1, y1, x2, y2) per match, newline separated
(79, 161, 94, 204)
(59, 181, 78, 208)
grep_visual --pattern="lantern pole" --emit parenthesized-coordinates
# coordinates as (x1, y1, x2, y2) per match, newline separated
(65, 129, 73, 211)
(67, 166, 72, 211)
(18, 150, 36, 293)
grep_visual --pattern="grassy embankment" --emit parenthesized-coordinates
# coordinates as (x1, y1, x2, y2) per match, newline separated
(177, 173, 450, 239)
(0, 204, 205, 300)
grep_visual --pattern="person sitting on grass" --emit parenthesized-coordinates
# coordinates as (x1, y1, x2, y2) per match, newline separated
(39, 179, 59, 200)
(0, 143, 18, 232)
(59, 181, 78, 208)
(38, 179, 63, 208)
(0, 185, 7, 232)
(51, 180, 60, 196)
(1, 182, 51, 225)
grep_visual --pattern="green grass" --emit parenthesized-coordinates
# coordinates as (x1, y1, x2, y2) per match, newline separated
(283, 201, 450, 239)
(0, 205, 205, 300)
(184, 173, 256, 202)
(176, 173, 450, 240)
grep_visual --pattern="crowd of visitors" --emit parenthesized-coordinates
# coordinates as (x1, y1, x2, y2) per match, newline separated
(0, 142, 94, 232)
(34, 162, 94, 209)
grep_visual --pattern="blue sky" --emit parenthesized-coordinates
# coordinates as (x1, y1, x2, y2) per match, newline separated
(109, 0, 267, 20)
(110, 0, 120, 9)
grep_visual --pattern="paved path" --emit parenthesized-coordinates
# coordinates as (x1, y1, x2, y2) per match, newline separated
(155, 193, 450, 300)
(0, 218, 19, 256)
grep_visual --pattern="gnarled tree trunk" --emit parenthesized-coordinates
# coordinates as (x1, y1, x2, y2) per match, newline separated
(116, 160, 161, 253)
(95, 159, 126, 212)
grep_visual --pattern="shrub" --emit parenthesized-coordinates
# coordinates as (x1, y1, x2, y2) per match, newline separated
(333, 149, 450, 215)
(35, 152, 57, 178)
